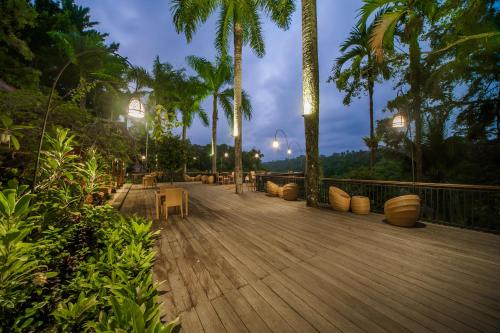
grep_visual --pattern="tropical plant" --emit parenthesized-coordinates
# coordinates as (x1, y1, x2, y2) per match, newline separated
(186, 55, 253, 173)
(174, 75, 209, 175)
(0, 115, 31, 151)
(171, 0, 295, 193)
(360, 0, 437, 180)
(330, 22, 389, 170)
(302, 0, 320, 206)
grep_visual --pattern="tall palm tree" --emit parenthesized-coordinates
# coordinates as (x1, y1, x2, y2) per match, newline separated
(331, 22, 389, 170)
(302, 0, 320, 207)
(186, 55, 252, 174)
(175, 76, 209, 175)
(171, 0, 295, 193)
(360, 0, 436, 180)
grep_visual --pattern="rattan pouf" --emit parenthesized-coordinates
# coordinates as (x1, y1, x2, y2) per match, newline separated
(351, 196, 370, 214)
(282, 183, 299, 201)
(329, 186, 351, 212)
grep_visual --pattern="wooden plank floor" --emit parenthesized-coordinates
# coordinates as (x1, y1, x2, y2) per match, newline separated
(120, 183, 500, 333)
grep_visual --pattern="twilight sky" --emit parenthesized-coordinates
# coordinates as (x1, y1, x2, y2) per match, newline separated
(78, 0, 397, 161)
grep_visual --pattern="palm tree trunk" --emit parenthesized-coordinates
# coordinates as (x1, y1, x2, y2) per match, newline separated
(368, 78, 375, 171)
(233, 22, 244, 194)
(409, 34, 423, 181)
(182, 123, 187, 176)
(302, 0, 320, 207)
(212, 94, 218, 174)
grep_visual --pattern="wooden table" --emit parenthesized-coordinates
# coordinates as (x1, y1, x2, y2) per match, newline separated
(155, 189, 189, 220)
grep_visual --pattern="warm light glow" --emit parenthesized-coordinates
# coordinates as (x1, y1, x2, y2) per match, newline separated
(303, 93, 312, 115)
(255, 153, 260, 159)
(128, 98, 145, 119)
(233, 105, 239, 137)
(287, 148, 292, 155)
(141, 155, 146, 160)
(224, 152, 229, 158)
(193, 157, 197, 160)
(392, 114, 406, 128)
(272, 140, 279, 149)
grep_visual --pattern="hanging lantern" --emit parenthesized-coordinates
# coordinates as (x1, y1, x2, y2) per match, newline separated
(128, 98, 145, 119)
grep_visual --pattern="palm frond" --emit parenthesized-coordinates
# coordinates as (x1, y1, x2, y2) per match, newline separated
(370, 10, 405, 62)
(215, 3, 234, 56)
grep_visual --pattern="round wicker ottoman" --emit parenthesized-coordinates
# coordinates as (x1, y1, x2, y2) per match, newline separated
(207, 175, 215, 184)
(384, 195, 421, 227)
(351, 196, 370, 214)
(282, 183, 299, 201)
(329, 186, 351, 212)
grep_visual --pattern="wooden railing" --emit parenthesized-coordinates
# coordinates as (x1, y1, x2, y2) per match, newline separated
(256, 173, 500, 233)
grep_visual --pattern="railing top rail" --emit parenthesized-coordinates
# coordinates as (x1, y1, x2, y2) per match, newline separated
(256, 173, 500, 191)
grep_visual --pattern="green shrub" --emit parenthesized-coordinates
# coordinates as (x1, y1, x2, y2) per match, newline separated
(0, 129, 178, 332)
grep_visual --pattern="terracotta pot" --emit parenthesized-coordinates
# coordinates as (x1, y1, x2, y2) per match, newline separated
(351, 196, 370, 214)
(282, 183, 299, 201)
(207, 175, 215, 184)
(384, 195, 421, 227)
(329, 186, 351, 212)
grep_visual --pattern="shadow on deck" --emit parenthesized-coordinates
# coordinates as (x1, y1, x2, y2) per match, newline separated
(120, 183, 500, 333)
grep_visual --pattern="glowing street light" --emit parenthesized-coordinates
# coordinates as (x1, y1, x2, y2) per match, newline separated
(254, 153, 260, 159)
(128, 98, 145, 119)
(392, 114, 406, 128)
(272, 129, 292, 172)
(141, 155, 146, 161)
(392, 113, 415, 188)
(224, 152, 229, 158)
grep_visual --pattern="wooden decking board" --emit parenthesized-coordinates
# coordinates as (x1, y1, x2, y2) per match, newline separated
(312, 249, 499, 332)
(119, 183, 500, 332)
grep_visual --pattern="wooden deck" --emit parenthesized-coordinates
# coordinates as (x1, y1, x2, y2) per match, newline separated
(120, 183, 500, 333)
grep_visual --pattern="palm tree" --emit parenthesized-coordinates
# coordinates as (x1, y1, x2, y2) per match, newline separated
(360, 0, 436, 180)
(302, 0, 320, 207)
(175, 76, 209, 175)
(171, 0, 295, 193)
(186, 55, 252, 174)
(330, 22, 389, 170)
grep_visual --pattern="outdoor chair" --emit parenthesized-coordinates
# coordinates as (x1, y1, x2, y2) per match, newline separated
(246, 171, 257, 191)
(329, 186, 351, 212)
(266, 181, 280, 197)
(142, 175, 155, 189)
(384, 195, 421, 227)
(162, 188, 185, 220)
(218, 173, 224, 185)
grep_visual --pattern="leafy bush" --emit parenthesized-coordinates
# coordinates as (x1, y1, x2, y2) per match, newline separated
(0, 129, 178, 332)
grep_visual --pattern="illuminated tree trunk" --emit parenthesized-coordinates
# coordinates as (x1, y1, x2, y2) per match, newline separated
(409, 30, 423, 181)
(211, 94, 218, 174)
(233, 22, 244, 194)
(368, 74, 375, 170)
(302, 0, 320, 207)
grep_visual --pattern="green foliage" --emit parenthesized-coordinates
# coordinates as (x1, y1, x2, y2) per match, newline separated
(0, 128, 178, 332)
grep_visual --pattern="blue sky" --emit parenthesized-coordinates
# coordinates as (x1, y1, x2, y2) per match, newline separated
(78, 0, 397, 161)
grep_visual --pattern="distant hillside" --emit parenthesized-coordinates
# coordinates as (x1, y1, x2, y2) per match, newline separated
(262, 149, 409, 180)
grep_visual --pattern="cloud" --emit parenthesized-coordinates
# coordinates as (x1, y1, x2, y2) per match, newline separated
(78, 0, 397, 161)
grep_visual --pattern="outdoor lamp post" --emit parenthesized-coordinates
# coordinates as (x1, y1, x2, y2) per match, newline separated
(220, 152, 229, 172)
(272, 129, 292, 173)
(392, 113, 415, 189)
(128, 97, 149, 172)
